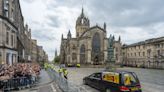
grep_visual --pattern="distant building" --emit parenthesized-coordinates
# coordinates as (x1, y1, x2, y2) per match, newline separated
(113, 36, 122, 64)
(60, 8, 122, 65)
(122, 37, 164, 69)
(37, 46, 47, 62)
(31, 39, 38, 62)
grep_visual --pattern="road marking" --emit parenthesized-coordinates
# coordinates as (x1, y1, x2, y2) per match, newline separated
(51, 84, 56, 92)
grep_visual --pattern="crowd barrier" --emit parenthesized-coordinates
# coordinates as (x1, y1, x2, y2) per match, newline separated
(0, 76, 37, 91)
(48, 68, 88, 92)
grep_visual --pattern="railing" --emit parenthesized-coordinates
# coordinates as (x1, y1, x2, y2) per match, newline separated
(48, 69, 88, 92)
(0, 76, 37, 91)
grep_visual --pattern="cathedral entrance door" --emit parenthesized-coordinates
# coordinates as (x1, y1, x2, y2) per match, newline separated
(94, 55, 99, 65)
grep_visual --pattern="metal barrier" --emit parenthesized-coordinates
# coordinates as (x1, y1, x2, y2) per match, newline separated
(0, 76, 37, 91)
(48, 69, 88, 92)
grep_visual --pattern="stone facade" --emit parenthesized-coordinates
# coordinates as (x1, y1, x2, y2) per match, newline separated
(0, 0, 18, 65)
(0, 0, 48, 64)
(37, 46, 47, 62)
(122, 37, 164, 69)
(31, 40, 37, 62)
(60, 9, 110, 65)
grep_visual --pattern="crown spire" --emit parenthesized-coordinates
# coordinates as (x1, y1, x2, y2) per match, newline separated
(81, 7, 84, 17)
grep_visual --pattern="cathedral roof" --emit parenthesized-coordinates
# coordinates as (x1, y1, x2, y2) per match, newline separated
(79, 25, 106, 38)
(123, 36, 164, 48)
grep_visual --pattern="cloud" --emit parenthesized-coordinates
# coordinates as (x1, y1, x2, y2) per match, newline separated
(46, 15, 60, 28)
(20, 0, 164, 61)
(87, 0, 164, 27)
(22, 0, 34, 3)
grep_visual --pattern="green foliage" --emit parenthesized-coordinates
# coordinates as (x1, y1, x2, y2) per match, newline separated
(54, 55, 60, 64)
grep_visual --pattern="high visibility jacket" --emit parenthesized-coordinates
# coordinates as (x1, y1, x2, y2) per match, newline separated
(63, 70, 68, 76)
(77, 64, 80, 67)
(58, 69, 63, 73)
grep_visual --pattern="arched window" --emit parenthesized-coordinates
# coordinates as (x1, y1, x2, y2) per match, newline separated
(92, 33, 101, 64)
(92, 33, 101, 53)
(80, 44, 85, 53)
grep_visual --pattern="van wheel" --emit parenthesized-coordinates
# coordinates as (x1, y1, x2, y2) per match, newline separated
(106, 88, 111, 92)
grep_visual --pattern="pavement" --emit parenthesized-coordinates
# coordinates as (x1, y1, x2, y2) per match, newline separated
(13, 67, 164, 92)
(14, 69, 62, 92)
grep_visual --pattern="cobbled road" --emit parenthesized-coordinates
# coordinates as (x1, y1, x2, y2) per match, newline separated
(67, 67, 164, 92)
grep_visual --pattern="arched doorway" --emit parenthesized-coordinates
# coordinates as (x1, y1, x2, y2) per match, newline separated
(92, 33, 101, 64)
(80, 44, 85, 64)
(72, 53, 77, 63)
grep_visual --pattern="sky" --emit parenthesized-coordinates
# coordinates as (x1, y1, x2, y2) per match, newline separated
(20, 0, 164, 61)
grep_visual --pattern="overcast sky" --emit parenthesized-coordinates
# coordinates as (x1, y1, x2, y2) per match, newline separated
(20, 0, 164, 61)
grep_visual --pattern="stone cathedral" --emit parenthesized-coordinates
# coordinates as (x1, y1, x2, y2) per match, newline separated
(60, 8, 122, 65)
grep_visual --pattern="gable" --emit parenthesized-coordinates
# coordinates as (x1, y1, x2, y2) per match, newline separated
(80, 25, 106, 38)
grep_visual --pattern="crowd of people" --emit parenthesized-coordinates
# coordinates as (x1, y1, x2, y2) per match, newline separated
(0, 63, 41, 81)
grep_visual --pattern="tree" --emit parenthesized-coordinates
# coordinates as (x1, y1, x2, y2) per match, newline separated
(53, 55, 60, 64)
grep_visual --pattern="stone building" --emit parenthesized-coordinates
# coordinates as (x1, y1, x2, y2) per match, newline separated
(0, 0, 48, 64)
(31, 39, 38, 62)
(113, 36, 122, 64)
(122, 37, 164, 68)
(23, 24, 32, 61)
(37, 46, 46, 62)
(60, 8, 109, 65)
(0, 0, 18, 65)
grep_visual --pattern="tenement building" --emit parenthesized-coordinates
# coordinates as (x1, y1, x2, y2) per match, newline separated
(60, 8, 122, 65)
(0, 0, 48, 64)
(122, 37, 164, 68)
(0, 0, 18, 65)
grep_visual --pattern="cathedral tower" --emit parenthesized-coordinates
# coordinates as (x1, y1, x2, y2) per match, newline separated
(76, 8, 90, 38)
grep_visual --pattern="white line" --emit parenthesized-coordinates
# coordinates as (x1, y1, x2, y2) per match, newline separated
(51, 84, 56, 92)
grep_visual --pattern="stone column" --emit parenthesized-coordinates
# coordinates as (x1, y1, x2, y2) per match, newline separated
(87, 50, 91, 64)
(103, 39, 108, 64)
(77, 47, 80, 63)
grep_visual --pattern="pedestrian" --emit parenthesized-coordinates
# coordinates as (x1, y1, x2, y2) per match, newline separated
(63, 68, 68, 79)
(58, 68, 63, 76)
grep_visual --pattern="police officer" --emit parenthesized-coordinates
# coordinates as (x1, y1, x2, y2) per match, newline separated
(58, 68, 63, 76)
(63, 68, 68, 79)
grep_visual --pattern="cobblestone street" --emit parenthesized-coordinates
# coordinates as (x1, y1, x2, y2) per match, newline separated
(67, 67, 164, 92)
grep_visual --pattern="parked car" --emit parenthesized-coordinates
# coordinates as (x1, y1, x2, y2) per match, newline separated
(66, 64, 75, 67)
(66, 64, 81, 67)
(83, 70, 142, 92)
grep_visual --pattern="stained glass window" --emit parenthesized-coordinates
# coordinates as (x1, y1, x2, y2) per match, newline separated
(92, 33, 100, 53)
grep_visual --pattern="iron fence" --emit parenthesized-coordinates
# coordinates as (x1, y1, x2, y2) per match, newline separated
(0, 76, 37, 91)
(48, 69, 88, 92)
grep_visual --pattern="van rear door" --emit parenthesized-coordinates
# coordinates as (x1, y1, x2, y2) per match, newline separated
(122, 72, 141, 92)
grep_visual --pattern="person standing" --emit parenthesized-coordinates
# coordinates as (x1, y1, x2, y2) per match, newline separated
(63, 68, 68, 79)
(58, 68, 63, 76)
